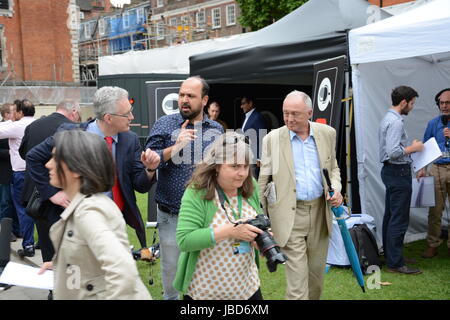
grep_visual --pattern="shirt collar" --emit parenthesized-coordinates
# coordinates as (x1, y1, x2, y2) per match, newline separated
(176, 112, 212, 127)
(388, 109, 403, 120)
(90, 120, 119, 143)
(245, 108, 255, 118)
(289, 121, 314, 140)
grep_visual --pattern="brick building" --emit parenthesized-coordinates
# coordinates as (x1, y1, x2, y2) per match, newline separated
(0, 0, 80, 85)
(149, 0, 244, 46)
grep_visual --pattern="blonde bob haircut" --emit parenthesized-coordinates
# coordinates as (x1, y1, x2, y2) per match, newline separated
(187, 131, 254, 200)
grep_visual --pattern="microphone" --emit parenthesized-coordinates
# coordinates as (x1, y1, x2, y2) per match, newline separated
(441, 115, 450, 149)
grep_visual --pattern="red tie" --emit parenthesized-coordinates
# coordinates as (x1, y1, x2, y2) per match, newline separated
(104, 136, 125, 211)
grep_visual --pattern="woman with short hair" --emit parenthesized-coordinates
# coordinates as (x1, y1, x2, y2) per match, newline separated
(174, 131, 264, 300)
(39, 130, 151, 300)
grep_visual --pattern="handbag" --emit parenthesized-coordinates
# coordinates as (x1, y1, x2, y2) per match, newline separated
(25, 187, 43, 219)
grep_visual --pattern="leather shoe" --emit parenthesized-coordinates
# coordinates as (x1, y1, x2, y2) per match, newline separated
(18, 245, 35, 258)
(421, 246, 438, 258)
(387, 265, 422, 275)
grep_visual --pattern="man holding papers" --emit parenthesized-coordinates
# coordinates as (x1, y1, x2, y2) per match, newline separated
(417, 88, 450, 258)
(379, 86, 423, 275)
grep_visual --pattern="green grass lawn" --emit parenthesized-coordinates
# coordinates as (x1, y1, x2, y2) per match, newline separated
(129, 192, 450, 300)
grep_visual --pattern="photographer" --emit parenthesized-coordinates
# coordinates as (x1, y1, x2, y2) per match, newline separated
(174, 132, 264, 300)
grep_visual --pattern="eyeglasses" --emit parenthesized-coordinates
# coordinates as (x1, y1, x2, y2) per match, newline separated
(439, 101, 450, 107)
(109, 106, 134, 118)
(283, 111, 302, 118)
(224, 134, 250, 145)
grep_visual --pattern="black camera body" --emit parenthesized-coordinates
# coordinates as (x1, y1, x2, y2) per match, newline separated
(241, 215, 287, 272)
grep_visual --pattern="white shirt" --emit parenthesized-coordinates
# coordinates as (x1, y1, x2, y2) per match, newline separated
(241, 108, 255, 131)
(0, 117, 35, 171)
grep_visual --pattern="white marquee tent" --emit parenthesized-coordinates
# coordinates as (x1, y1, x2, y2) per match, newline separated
(349, 0, 450, 242)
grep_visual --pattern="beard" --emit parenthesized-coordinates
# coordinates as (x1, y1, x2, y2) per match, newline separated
(180, 103, 202, 120)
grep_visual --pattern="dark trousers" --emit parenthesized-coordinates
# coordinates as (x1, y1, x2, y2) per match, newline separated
(381, 163, 412, 269)
(35, 200, 63, 262)
(0, 183, 20, 236)
(11, 171, 34, 248)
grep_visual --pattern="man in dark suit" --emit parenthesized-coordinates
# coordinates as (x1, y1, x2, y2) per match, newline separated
(19, 99, 81, 263)
(26, 87, 160, 251)
(0, 103, 20, 240)
(240, 96, 267, 177)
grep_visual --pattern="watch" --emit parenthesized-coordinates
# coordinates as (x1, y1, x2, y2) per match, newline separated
(146, 167, 157, 173)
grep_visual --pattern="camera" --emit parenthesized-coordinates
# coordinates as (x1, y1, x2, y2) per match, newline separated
(240, 215, 287, 272)
(132, 243, 160, 262)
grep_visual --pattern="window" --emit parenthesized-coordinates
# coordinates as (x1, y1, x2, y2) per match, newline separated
(0, 25, 5, 69)
(98, 18, 106, 36)
(137, 8, 145, 24)
(123, 11, 130, 29)
(156, 22, 165, 40)
(212, 8, 221, 29)
(84, 23, 91, 39)
(79, 12, 85, 20)
(157, 0, 164, 8)
(169, 17, 177, 27)
(0, 0, 12, 17)
(226, 4, 236, 26)
(196, 10, 205, 29)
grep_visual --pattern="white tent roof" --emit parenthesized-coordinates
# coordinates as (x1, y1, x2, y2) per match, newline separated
(98, 33, 247, 76)
(349, 0, 450, 64)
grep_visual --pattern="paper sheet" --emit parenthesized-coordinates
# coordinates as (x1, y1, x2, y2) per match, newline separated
(0, 261, 53, 290)
(410, 176, 435, 207)
(411, 137, 442, 172)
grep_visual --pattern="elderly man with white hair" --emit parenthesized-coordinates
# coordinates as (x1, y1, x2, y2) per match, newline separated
(259, 90, 342, 300)
(26, 87, 160, 253)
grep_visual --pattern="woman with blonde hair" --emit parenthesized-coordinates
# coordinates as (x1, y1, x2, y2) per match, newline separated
(174, 131, 264, 300)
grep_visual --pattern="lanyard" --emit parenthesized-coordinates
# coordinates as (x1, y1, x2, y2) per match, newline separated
(218, 188, 242, 221)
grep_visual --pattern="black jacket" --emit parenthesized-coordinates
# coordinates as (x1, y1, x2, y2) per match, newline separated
(0, 135, 12, 185)
(25, 120, 156, 247)
(19, 112, 73, 205)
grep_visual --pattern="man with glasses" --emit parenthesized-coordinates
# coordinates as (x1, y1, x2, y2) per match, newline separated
(145, 76, 223, 300)
(26, 87, 160, 259)
(417, 88, 450, 258)
(259, 90, 342, 300)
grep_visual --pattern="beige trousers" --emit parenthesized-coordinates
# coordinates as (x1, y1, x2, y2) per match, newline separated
(282, 197, 329, 300)
(428, 164, 450, 248)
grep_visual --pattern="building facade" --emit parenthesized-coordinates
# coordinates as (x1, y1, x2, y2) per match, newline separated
(0, 0, 80, 86)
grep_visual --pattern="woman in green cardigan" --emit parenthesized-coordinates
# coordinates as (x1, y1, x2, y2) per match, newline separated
(173, 132, 264, 300)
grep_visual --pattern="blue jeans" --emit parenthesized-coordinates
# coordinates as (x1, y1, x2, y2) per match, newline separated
(381, 163, 411, 269)
(0, 183, 20, 236)
(11, 171, 34, 248)
(157, 208, 180, 300)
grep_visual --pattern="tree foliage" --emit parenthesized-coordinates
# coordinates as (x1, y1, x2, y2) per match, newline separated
(236, 0, 309, 31)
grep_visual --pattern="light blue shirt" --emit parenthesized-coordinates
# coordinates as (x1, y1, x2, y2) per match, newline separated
(290, 126, 324, 201)
(86, 120, 118, 199)
(378, 109, 411, 164)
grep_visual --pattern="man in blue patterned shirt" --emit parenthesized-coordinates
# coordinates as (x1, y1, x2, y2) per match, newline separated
(145, 76, 223, 299)
(378, 85, 423, 275)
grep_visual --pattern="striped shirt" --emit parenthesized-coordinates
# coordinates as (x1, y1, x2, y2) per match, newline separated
(379, 109, 411, 164)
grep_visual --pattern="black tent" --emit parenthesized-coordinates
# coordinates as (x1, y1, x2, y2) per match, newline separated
(190, 0, 390, 85)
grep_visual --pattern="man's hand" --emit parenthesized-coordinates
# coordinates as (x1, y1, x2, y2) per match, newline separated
(49, 191, 70, 208)
(444, 127, 450, 138)
(326, 190, 343, 208)
(37, 261, 53, 275)
(141, 147, 160, 171)
(406, 139, 424, 154)
(172, 120, 197, 154)
(416, 168, 426, 180)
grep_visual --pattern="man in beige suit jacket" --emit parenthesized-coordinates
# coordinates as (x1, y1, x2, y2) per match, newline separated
(259, 91, 342, 300)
